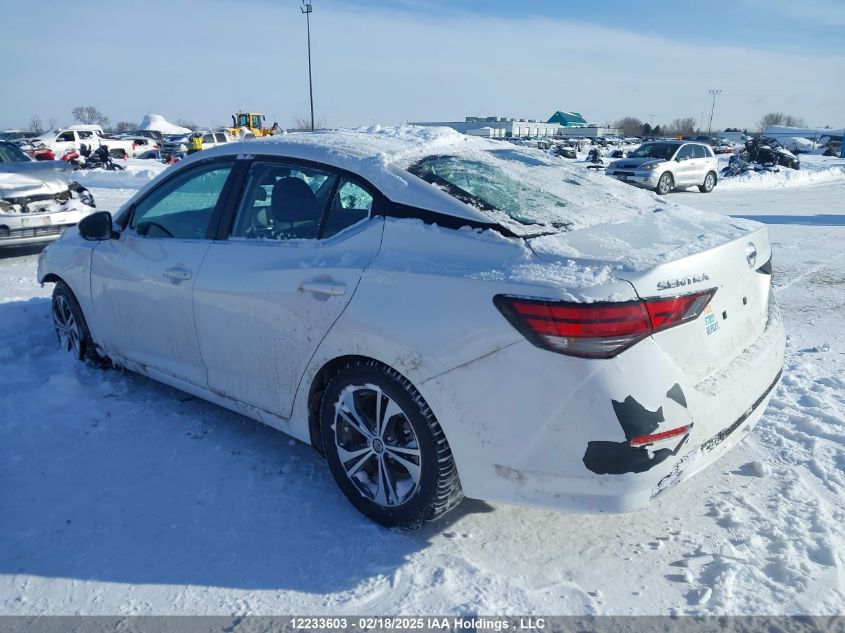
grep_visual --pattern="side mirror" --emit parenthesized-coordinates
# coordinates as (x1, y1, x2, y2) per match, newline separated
(78, 211, 117, 241)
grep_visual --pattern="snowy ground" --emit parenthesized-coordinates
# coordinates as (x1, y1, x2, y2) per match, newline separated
(1, 158, 843, 615)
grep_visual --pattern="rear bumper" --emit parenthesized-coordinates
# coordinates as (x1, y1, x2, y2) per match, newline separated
(419, 294, 785, 513)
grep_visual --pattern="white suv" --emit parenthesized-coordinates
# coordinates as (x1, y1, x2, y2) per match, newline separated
(606, 141, 719, 195)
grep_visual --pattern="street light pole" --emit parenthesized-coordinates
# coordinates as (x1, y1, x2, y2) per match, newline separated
(301, 1, 315, 131)
(707, 89, 721, 135)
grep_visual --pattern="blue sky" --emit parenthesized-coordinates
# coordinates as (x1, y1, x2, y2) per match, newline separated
(337, 0, 845, 53)
(3, 0, 843, 131)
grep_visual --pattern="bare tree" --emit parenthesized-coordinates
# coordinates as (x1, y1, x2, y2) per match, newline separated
(29, 114, 44, 133)
(292, 115, 326, 131)
(613, 117, 644, 137)
(176, 119, 199, 131)
(72, 106, 110, 127)
(758, 112, 806, 131)
(669, 117, 697, 135)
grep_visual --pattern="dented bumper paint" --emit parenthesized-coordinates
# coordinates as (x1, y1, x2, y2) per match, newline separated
(418, 293, 785, 514)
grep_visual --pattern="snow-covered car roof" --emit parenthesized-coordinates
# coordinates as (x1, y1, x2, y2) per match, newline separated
(191, 125, 709, 237)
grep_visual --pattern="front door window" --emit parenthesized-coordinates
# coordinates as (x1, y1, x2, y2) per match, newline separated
(130, 162, 234, 239)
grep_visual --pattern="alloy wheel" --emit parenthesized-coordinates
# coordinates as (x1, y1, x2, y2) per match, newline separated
(52, 295, 81, 357)
(332, 384, 422, 508)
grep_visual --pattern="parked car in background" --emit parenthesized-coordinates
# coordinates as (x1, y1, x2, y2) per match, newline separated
(0, 141, 95, 246)
(24, 127, 135, 160)
(117, 135, 160, 157)
(681, 135, 719, 146)
(38, 128, 783, 528)
(161, 131, 230, 156)
(718, 131, 751, 144)
(115, 129, 165, 143)
(606, 140, 719, 195)
(0, 130, 39, 143)
(818, 135, 842, 157)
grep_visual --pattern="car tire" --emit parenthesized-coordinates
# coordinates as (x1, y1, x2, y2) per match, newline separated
(51, 282, 103, 364)
(699, 171, 717, 193)
(656, 172, 674, 195)
(319, 359, 463, 529)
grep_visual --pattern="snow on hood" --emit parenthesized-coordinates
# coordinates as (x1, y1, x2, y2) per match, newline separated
(138, 114, 192, 135)
(0, 161, 72, 198)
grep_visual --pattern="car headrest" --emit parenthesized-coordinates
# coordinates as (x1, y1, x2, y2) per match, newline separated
(270, 177, 321, 224)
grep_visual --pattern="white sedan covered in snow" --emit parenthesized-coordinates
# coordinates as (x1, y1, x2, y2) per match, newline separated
(37, 127, 785, 527)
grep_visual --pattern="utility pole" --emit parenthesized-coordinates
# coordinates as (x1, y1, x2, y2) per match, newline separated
(301, 1, 315, 131)
(707, 89, 722, 135)
(648, 114, 655, 128)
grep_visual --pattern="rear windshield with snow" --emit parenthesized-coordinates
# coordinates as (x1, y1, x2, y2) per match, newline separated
(407, 154, 572, 232)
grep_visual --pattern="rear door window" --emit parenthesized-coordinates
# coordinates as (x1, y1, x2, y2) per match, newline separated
(324, 180, 374, 238)
(230, 160, 336, 240)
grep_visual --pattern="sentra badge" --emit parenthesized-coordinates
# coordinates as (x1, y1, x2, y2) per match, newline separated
(657, 273, 711, 291)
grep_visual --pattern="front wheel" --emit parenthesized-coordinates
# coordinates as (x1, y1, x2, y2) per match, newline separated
(699, 171, 716, 193)
(51, 282, 95, 361)
(320, 360, 463, 528)
(655, 172, 674, 195)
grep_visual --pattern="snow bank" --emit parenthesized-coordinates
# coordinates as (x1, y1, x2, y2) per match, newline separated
(718, 155, 845, 191)
(138, 114, 192, 135)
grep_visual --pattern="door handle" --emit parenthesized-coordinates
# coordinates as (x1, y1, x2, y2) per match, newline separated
(299, 280, 347, 296)
(163, 266, 193, 281)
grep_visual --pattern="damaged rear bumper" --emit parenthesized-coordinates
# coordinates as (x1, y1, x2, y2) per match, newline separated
(418, 292, 785, 514)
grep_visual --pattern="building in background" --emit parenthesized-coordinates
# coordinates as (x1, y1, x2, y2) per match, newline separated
(546, 111, 589, 127)
(409, 113, 619, 138)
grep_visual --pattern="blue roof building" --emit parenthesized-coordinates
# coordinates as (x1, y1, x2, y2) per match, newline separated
(547, 111, 589, 126)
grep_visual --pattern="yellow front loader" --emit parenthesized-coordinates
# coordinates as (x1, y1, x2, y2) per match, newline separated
(228, 112, 277, 137)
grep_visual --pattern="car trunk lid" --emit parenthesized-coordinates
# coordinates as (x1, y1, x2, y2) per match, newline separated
(527, 209, 772, 384)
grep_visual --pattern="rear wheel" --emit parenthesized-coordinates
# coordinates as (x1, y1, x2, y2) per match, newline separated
(320, 360, 463, 528)
(699, 171, 716, 193)
(656, 172, 674, 195)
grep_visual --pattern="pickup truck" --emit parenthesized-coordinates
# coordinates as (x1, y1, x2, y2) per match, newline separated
(25, 128, 136, 159)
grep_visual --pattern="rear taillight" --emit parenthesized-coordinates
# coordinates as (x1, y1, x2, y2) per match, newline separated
(494, 289, 716, 359)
